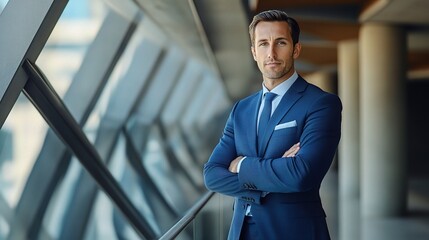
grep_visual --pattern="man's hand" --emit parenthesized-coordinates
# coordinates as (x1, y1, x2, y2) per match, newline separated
(229, 156, 243, 173)
(228, 143, 299, 173)
(283, 142, 300, 157)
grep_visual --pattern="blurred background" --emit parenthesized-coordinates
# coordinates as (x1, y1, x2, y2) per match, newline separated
(0, 0, 428, 239)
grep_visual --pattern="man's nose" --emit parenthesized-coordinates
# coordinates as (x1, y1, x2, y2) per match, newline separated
(267, 44, 276, 59)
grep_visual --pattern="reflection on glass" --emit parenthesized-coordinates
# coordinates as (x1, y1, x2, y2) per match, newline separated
(99, 134, 158, 239)
(143, 126, 200, 214)
(36, 0, 106, 97)
(0, 0, 9, 14)
(81, 23, 149, 145)
(42, 157, 83, 239)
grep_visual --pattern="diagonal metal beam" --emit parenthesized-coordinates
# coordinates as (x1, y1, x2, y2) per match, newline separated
(22, 60, 156, 239)
(0, 0, 68, 127)
(9, 10, 140, 239)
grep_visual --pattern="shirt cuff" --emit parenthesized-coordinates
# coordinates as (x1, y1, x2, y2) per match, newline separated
(236, 156, 247, 173)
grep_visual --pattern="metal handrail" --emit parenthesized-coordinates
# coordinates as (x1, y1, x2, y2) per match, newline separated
(159, 191, 215, 240)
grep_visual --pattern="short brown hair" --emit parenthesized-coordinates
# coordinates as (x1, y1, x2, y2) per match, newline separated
(249, 10, 300, 47)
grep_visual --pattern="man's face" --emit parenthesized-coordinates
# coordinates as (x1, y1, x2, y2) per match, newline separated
(251, 21, 301, 82)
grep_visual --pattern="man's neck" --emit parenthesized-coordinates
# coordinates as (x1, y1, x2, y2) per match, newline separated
(263, 71, 296, 91)
(263, 79, 285, 91)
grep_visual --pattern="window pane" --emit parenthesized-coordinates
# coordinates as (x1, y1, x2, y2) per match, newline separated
(42, 156, 83, 239)
(0, 0, 10, 14)
(0, 94, 49, 208)
(87, 134, 159, 239)
(142, 126, 200, 214)
(35, 0, 106, 97)
(0, 93, 55, 238)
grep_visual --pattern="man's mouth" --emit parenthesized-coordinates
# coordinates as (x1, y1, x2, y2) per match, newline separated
(265, 62, 280, 66)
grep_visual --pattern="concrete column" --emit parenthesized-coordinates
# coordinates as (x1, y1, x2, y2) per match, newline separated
(338, 40, 360, 240)
(305, 71, 337, 94)
(360, 23, 407, 218)
(306, 70, 339, 238)
(306, 71, 338, 170)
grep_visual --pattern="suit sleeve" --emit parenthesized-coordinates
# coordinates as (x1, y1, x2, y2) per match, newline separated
(203, 103, 262, 202)
(238, 94, 342, 193)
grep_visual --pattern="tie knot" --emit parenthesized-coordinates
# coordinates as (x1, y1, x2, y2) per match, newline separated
(264, 92, 277, 103)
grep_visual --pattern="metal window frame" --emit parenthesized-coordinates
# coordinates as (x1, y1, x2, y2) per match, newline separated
(9, 10, 139, 239)
(0, 0, 156, 239)
(22, 60, 156, 239)
(58, 38, 165, 240)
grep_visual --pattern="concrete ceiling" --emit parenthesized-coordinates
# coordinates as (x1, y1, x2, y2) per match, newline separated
(134, 0, 429, 100)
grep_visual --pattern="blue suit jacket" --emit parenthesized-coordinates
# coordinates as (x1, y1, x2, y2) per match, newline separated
(204, 76, 342, 240)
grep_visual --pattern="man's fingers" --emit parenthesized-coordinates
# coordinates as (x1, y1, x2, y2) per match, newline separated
(283, 142, 300, 157)
(228, 156, 243, 173)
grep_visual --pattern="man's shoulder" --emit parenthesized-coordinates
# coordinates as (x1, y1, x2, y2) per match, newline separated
(230, 91, 261, 115)
(300, 77, 337, 97)
(237, 90, 261, 105)
(297, 77, 342, 106)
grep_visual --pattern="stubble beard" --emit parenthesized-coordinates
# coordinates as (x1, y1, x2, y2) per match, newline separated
(263, 64, 293, 81)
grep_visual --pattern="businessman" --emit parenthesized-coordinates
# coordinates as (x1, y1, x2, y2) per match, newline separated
(203, 10, 342, 240)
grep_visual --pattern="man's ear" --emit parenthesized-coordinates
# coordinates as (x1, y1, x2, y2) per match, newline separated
(293, 43, 302, 59)
(251, 46, 257, 61)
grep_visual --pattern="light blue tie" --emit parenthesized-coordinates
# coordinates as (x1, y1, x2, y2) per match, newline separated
(258, 92, 277, 152)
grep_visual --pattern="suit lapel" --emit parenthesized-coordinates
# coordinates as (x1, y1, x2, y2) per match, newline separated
(258, 77, 308, 156)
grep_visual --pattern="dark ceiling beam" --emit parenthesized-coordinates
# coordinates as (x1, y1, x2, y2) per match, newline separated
(256, 0, 361, 11)
(408, 51, 429, 71)
(298, 20, 360, 42)
(299, 45, 337, 66)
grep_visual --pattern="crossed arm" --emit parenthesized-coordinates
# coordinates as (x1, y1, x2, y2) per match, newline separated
(204, 93, 342, 197)
(228, 143, 301, 173)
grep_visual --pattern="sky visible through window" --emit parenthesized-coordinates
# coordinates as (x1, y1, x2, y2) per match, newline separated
(0, 0, 9, 14)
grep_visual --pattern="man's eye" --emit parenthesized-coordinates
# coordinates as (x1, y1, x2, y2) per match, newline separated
(259, 42, 268, 47)
(278, 41, 286, 45)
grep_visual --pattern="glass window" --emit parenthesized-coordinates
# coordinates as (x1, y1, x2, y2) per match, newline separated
(0, 94, 49, 208)
(85, 134, 159, 239)
(0, 93, 56, 238)
(0, 0, 9, 14)
(42, 152, 148, 240)
(35, 0, 106, 98)
(161, 59, 203, 130)
(142, 126, 200, 214)
(42, 157, 83, 239)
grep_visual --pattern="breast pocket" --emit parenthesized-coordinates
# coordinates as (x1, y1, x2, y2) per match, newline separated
(274, 120, 297, 130)
(272, 125, 297, 139)
(267, 126, 299, 157)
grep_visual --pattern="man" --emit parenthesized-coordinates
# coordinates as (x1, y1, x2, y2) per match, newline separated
(203, 10, 342, 240)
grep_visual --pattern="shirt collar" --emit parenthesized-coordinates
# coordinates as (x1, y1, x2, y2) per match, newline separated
(262, 71, 298, 97)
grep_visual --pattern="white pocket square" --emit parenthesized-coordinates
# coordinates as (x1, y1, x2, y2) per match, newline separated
(274, 120, 297, 130)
